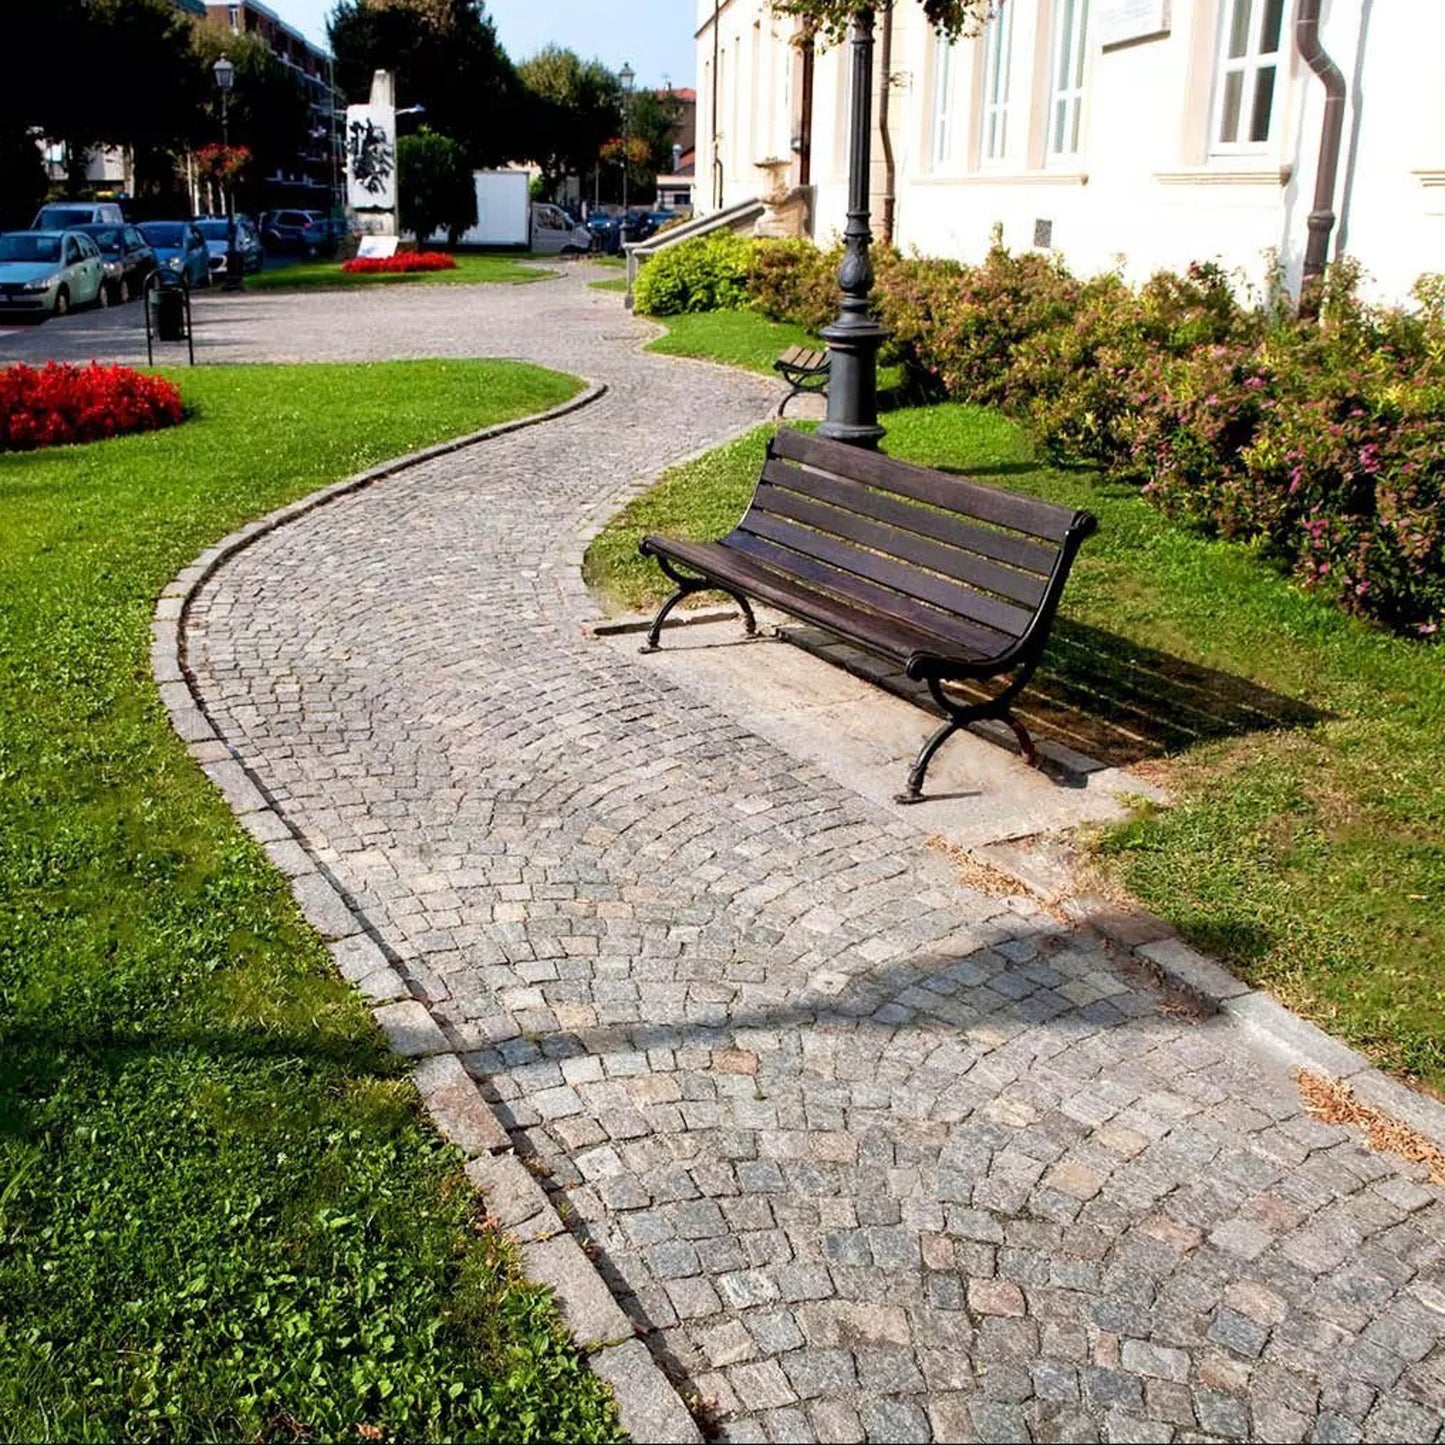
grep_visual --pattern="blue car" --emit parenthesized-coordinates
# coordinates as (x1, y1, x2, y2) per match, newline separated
(138, 221, 210, 289)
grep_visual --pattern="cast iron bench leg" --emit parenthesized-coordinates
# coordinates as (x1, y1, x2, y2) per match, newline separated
(895, 676, 1039, 804)
(640, 556, 757, 653)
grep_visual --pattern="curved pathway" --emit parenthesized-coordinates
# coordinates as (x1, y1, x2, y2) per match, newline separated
(182, 268, 1444, 1443)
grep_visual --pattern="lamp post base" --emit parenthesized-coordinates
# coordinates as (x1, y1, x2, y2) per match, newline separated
(817, 316, 886, 450)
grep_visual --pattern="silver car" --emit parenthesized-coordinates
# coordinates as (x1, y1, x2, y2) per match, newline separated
(0, 230, 107, 318)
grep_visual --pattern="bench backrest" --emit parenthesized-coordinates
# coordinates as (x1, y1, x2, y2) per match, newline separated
(726, 428, 1097, 657)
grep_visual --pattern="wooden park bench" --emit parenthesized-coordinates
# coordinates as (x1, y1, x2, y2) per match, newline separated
(637, 429, 1098, 803)
(772, 345, 830, 415)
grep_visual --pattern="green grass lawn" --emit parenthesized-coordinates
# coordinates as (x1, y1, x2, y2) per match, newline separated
(247, 253, 553, 290)
(0, 361, 622, 1441)
(584, 405, 1445, 1096)
(643, 309, 816, 374)
(588, 277, 629, 293)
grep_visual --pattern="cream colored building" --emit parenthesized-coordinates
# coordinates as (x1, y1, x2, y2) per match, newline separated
(695, 0, 1445, 303)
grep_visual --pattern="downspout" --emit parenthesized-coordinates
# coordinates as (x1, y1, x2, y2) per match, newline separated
(712, 0, 724, 210)
(798, 27, 815, 188)
(879, 1, 896, 244)
(1296, 0, 1347, 317)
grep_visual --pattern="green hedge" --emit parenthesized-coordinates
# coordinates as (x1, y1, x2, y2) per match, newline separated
(737, 239, 1445, 639)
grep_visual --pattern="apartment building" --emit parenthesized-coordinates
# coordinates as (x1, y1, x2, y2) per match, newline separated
(695, 0, 1444, 303)
(204, 0, 343, 211)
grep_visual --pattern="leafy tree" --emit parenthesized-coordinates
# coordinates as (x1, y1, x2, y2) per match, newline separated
(190, 29, 311, 215)
(517, 46, 617, 200)
(771, 0, 991, 42)
(397, 127, 477, 242)
(46, 0, 210, 193)
(329, 0, 520, 167)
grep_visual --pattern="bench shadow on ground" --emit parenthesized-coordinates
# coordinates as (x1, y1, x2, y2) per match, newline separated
(791, 619, 1327, 772)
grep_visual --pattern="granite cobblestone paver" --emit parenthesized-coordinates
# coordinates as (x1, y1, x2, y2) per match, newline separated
(181, 267, 1445, 1441)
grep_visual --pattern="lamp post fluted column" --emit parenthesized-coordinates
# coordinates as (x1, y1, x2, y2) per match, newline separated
(818, 7, 887, 449)
(213, 54, 242, 292)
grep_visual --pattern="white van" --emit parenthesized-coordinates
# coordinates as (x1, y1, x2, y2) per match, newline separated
(33, 201, 127, 230)
(530, 203, 593, 255)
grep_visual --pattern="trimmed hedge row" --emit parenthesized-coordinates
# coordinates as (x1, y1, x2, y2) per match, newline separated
(638, 234, 1444, 637)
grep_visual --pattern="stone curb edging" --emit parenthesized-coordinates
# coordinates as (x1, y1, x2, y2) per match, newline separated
(151, 378, 702, 1445)
(974, 841, 1445, 1152)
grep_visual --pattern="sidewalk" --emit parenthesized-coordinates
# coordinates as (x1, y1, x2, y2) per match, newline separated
(167, 266, 1444, 1443)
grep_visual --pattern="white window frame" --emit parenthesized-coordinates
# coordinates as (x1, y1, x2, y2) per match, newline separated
(980, 3, 1016, 163)
(1047, 0, 1089, 160)
(1210, 0, 1286, 154)
(932, 37, 958, 169)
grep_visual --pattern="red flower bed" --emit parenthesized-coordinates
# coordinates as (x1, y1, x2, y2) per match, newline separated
(0, 362, 183, 453)
(340, 252, 458, 275)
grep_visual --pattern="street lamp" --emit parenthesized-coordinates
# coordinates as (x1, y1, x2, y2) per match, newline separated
(619, 62, 635, 215)
(818, 10, 886, 449)
(212, 54, 242, 292)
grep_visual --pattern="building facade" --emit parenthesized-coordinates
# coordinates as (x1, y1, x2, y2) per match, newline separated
(695, 0, 1444, 303)
(204, 0, 343, 213)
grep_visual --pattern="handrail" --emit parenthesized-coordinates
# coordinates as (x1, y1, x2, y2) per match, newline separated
(623, 196, 765, 308)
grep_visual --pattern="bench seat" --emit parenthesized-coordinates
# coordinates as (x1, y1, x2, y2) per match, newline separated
(638, 428, 1097, 801)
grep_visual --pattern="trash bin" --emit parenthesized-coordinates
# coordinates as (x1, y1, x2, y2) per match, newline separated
(155, 282, 185, 342)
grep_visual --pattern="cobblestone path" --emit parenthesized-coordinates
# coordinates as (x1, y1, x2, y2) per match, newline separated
(185, 270, 1445, 1443)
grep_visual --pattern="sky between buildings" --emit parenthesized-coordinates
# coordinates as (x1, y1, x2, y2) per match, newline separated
(275, 0, 698, 91)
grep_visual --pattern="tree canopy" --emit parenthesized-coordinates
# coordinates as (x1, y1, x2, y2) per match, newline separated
(771, 0, 993, 42)
(517, 47, 618, 199)
(329, 0, 520, 167)
(397, 127, 477, 241)
(191, 29, 311, 211)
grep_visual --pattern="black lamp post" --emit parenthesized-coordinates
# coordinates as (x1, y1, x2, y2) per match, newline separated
(619, 62, 635, 215)
(212, 54, 242, 292)
(818, 9, 886, 449)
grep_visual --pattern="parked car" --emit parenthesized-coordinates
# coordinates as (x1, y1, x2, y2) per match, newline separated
(193, 215, 264, 276)
(72, 222, 156, 302)
(585, 208, 623, 255)
(32, 200, 126, 230)
(260, 209, 334, 257)
(0, 230, 106, 318)
(138, 221, 210, 289)
(302, 210, 348, 248)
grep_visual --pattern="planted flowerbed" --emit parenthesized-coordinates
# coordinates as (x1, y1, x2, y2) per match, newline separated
(0, 361, 182, 452)
(341, 251, 458, 275)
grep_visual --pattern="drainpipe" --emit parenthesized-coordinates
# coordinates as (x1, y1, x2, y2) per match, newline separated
(797, 27, 815, 188)
(1296, 0, 1347, 316)
(879, 1, 896, 244)
(712, 0, 723, 210)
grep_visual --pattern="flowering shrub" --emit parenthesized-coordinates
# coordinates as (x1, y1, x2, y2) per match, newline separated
(738, 239, 1445, 638)
(340, 252, 458, 274)
(0, 362, 183, 452)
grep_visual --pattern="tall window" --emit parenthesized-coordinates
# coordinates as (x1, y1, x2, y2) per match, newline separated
(1048, 0, 1089, 159)
(1213, 0, 1286, 150)
(980, 3, 1016, 162)
(932, 38, 957, 168)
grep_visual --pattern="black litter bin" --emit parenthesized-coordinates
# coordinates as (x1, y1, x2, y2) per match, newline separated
(155, 283, 185, 342)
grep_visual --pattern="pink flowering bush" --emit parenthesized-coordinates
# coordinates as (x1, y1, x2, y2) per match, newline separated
(0, 362, 183, 452)
(742, 242, 1444, 637)
(340, 252, 457, 274)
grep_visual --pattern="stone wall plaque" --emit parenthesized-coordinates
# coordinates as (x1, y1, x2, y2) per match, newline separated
(1096, 0, 1171, 48)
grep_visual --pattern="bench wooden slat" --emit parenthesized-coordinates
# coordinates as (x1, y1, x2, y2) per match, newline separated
(773, 428, 1081, 545)
(652, 534, 1011, 665)
(736, 510, 1036, 642)
(758, 457, 1058, 579)
(755, 468, 1051, 611)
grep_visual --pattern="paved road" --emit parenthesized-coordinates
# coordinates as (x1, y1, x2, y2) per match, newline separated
(154, 267, 1445, 1442)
